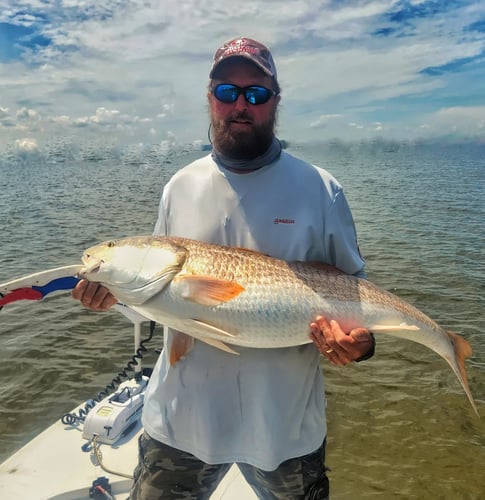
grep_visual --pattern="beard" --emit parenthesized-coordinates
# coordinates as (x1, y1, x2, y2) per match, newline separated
(210, 109, 277, 159)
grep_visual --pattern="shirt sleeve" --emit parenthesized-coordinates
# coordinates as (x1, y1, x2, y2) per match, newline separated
(325, 188, 366, 278)
(153, 188, 168, 236)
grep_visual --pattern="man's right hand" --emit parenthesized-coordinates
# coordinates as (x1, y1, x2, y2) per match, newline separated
(71, 280, 117, 311)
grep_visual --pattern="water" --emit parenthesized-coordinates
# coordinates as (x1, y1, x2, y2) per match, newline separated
(0, 140, 484, 499)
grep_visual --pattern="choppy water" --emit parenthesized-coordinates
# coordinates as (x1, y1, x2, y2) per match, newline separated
(0, 140, 484, 499)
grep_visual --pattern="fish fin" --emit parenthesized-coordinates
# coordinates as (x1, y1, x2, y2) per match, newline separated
(169, 332, 195, 366)
(169, 319, 240, 361)
(174, 275, 245, 306)
(188, 319, 239, 353)
(169, 325, 239, 365)
(195, 336, 240, 356)
(447, 331, 479, 417)
(368, 323, 420, 332)
(190, 318, 238, 337)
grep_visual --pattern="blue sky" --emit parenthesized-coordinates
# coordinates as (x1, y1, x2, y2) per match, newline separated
(1, 0, 484, 150)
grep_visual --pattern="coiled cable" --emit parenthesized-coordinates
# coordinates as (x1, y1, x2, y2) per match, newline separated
(61, 321, 157, 426)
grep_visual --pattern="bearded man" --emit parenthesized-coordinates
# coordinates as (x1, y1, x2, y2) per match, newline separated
(73, 37, 375, 499)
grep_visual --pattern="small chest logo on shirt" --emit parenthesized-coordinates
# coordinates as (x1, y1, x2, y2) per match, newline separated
(273, 218, 295, 225)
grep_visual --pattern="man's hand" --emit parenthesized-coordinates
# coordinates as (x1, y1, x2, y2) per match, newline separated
(71, 280, 117, 311)
(309, 315, 375, 366)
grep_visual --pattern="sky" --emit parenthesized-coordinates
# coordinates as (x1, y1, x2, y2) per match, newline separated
(1, 0, 485, 151)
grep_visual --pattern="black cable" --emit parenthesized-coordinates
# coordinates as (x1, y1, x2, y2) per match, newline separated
(61, 321, 157, 426)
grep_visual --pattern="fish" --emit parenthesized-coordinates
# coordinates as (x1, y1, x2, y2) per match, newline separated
(78, 235, 479, 416)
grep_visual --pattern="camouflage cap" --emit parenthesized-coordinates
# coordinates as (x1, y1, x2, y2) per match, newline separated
(210, 37, 278, 83)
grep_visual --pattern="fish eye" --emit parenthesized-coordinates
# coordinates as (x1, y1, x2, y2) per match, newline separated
(107, 241, 116, 248)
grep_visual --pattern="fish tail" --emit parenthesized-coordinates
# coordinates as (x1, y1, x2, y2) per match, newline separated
(447, 330, 479, 417)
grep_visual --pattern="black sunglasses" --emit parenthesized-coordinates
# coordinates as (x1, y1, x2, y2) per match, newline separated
(212, 83, 278, 105)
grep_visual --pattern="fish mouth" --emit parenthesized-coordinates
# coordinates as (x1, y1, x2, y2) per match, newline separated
(78, 256, 103, 277)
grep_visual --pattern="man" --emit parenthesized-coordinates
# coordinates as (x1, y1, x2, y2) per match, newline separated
(73, 37, 375, 499)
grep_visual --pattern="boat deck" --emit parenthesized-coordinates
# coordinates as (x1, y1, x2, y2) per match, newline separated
(0, 404, 256, 499)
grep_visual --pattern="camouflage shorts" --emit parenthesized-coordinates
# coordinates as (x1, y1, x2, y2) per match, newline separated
(129, 432, 329, 500)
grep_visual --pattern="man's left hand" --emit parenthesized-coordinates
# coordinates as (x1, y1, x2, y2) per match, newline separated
(309, 315, 374, 366)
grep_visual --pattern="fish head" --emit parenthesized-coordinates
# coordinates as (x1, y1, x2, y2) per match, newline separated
(79, 236, 188, 304)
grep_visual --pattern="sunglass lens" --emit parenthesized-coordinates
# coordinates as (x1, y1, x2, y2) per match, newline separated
(214, 84, 238, 103)
(246, 87, 271, 105)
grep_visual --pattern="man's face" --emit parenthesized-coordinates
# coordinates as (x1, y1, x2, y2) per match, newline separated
(208, 58, 280, 159)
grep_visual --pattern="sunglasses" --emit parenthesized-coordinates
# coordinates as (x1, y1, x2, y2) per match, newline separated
(212, 83, 278, 105)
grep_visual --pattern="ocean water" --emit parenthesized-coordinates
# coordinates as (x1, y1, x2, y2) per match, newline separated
(0, 140, 484, 499)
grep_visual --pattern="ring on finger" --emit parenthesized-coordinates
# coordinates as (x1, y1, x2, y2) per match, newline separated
(325, 348, 334, 354)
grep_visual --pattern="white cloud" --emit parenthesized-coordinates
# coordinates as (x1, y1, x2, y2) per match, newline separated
(15, 137, 39, 152)
(50, 115, 71, 124)
(423, 106, 485, 137)
(0, 0, 484, 145)
(16, 108, 40, 120)
(434, 106, 485, 120)
(310, 114, 344, 128)
(89, 107, 120, 124)
(73, 117, 90, 127)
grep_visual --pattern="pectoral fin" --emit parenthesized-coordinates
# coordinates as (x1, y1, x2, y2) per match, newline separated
(174, 275, 245, 306)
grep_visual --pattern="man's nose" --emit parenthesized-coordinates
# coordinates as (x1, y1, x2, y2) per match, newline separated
(233, 93, 248, 110)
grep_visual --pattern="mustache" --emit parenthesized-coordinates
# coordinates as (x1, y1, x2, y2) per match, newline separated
(226, 111, 253, 123)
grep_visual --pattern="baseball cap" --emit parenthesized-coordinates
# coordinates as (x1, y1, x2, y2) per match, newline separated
(210, 37, 278, 83)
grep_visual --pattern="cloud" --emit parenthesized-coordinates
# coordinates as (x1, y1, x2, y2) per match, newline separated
(0, 0, 484, 146)
(421, 105, 485, 137)
(310, 114, 344, 129)
(14, 137, 39, 152)
(0, 106, 16, 127)
(16, 107, 40, 120)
